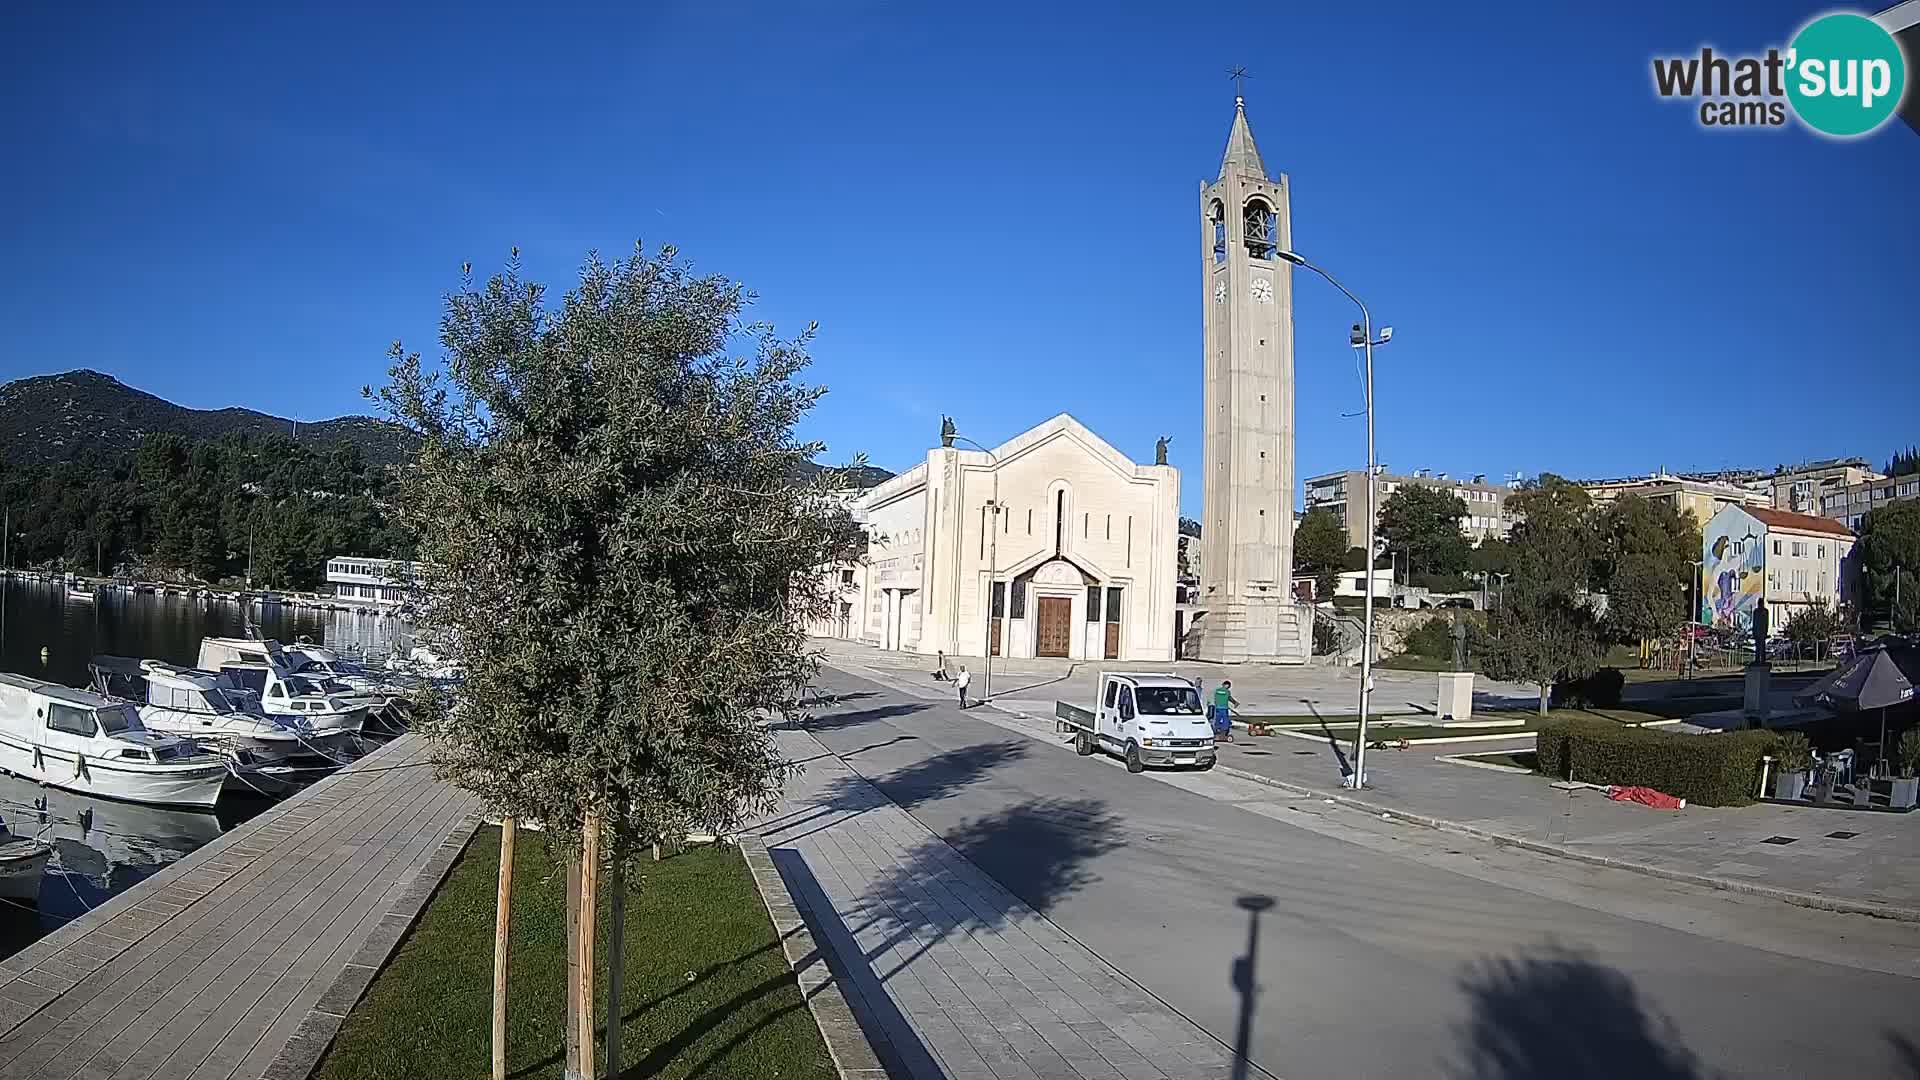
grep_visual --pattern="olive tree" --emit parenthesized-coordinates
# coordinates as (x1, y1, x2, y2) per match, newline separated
(375, 245, 866, 1078)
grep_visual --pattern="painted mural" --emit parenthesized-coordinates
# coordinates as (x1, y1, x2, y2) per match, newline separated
(1703, 517, 1764, 631)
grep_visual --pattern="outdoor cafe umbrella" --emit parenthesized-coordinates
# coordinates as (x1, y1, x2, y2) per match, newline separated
(1797, 645, 1919, 761)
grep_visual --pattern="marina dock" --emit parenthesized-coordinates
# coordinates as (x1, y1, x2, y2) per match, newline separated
(0, 734, 477, 1080)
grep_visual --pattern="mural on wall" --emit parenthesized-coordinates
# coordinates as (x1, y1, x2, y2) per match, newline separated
(1703, 521, 1764, 631)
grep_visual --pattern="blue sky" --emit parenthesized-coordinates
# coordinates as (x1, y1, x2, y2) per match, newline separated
(2, 2, 1914, 514)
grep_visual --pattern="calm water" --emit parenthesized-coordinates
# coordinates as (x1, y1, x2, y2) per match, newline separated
(0, 577, 412, 955)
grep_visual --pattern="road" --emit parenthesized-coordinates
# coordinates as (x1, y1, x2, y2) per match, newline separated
(794, 666, 1920, 1080)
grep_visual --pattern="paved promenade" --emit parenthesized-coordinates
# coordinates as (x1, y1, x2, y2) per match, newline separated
(0, 734, 479, 1080)
(817, 643, 1920, 920)
(757, 726, 1258, 1080)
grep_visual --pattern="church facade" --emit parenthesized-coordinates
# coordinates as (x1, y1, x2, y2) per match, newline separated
(814, 414, 1180, 662)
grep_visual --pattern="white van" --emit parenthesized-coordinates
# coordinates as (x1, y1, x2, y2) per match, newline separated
(1072, 672, 1216, 773)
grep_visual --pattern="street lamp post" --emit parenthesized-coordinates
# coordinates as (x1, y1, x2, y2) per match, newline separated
(1687, 557, 1704, 679)
(1275, 249, 1389, 789)
(946, 429, 1001, 704)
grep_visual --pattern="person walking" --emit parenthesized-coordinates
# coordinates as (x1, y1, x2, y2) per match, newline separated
(1212, 679, 1239, 742)
(956, 665, 972, 709)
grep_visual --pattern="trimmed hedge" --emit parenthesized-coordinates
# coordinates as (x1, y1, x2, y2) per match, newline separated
(1535, 716, 1777, 807)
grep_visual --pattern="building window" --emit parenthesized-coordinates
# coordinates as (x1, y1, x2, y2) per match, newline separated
(1010, 580, 1026, 619)
(1105, 515, 1111, 540)
(1055, 491, 1065, 552)
(1818, 544, 1826, 560)
(1027, 509, 1033, 534)
(1086, 585, 1102, 622)
(1773, 540, 1781, 555)
(990, 582, 1006, 618)
(1106, 587, 1123, 622)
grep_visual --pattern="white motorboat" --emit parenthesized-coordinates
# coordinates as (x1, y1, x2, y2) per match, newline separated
(198, 638, 368, 740)
(67, 584, 95, 602)
(0, 674, 229, 809)
(0, 822, 52, 903)
(88, 656, 324, 759)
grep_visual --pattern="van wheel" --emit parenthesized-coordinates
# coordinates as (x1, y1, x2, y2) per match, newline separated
(1075, 731, 1095, 756)
(1125, 743, 1145, 773)
(1198, 757, 1216, 772)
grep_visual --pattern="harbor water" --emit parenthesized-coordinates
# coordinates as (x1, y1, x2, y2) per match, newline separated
(0, 577, 412, 957)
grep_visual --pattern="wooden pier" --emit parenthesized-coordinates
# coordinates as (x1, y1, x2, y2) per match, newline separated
(0, 734, 478, 1080)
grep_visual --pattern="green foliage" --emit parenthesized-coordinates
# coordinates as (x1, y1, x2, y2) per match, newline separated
(1411, 571, 1476, 594)
(1898, 727, 1920, 779)
(1293, 508, 1347, 599)
(1885, 446, 1920, 478)
(1403, 616, 1455, 660)
(1856, 500, 1920, 633)
(1468, 537, 1512, 576)
(0, 432, 407, 586)
(1595, 494, 1701, 645)
(1178, 516, 1202, 538)
(1478, 477, 1604, 714)
(1534, 717, 1776, 806)
(1378, 484, 1470, 578)
(378, 246, 866, 860)
(1782, 600, 1847, 646)
(1550, 667, 1624, 708)
(1311, 612, 1344, 656)
(1772, 731, 1813, 774)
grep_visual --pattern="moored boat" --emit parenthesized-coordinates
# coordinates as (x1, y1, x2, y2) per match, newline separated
(0, 674, 229, 809)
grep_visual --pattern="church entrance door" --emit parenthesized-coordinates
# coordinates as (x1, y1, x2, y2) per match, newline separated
(1036, 597, 1072, 658)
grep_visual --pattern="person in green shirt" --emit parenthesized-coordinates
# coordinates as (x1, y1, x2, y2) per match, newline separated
(1211, 679, 1239, 743)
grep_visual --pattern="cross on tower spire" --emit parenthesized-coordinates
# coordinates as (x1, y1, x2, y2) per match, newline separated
(1226, 65, 1249, 106)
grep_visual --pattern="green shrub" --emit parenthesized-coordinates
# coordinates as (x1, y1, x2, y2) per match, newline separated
(1550, 667, 1625, 709)
(1899, 727, 1920, 779)
(1534, 717, 1777, 806)
(1772, 731, 1813, 773)
(1403, 616, 1454, 659)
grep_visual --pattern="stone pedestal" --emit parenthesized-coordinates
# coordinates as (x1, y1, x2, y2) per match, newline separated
(1437, 671, 1475, 724)
(1743, 662, 1771, 727)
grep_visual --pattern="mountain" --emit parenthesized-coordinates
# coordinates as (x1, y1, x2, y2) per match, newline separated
(0, 369, 419, 467)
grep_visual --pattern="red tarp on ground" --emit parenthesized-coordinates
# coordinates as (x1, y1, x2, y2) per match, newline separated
(1606, 785, 1686, 810)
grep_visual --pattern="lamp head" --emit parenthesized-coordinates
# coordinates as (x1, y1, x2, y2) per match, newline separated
(1274, 250, 1306, 267)
(1378, 326, 1393, 343)
(1350, 323, 1365, 347)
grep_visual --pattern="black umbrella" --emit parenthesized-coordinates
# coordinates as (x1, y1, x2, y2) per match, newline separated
(1799, 646, 1917, 711)
(1799, 645, 1918, 767)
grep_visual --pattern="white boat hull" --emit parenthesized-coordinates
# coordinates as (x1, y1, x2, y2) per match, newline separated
(0, 839, 51, 902)
(0, 733, 227, 809)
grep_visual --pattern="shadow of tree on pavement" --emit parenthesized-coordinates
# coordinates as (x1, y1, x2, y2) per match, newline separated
(850, 796, 1125, 981)
(859, 739, 1030, 809)
(1890, 1032, 1920, 1079)
(1446, 943, 1721, 1080)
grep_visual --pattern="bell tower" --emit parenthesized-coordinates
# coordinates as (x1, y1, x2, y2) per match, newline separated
(1191, 95, 1305, 663)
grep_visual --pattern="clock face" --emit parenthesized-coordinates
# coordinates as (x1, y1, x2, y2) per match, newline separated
(1213, 280, 1227, 303)
(1251, 277, 1274, 304)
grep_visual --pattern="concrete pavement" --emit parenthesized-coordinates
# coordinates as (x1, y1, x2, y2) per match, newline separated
(782, 665, 1920, 1079)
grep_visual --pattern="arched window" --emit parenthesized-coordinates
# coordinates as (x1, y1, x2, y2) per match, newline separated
(1210, 201, 1227, 264)
(1243, 199, 1276, 260)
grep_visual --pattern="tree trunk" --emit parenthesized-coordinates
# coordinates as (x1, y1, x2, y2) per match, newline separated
(575, 814, 600, 1080)
(564, 851, 582, 1080)
(604, 847, 626, 1079)
(1538, 683, 1549, 718)
(492, 818, 516, 1080)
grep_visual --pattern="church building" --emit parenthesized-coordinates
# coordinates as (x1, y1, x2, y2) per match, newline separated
(816, 414, 1180, 662)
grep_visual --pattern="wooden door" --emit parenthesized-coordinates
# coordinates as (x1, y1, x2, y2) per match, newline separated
(988, 618, 1003, 656)
(1036, 597, 1072, 658)
(1104, 621, 1120, 659)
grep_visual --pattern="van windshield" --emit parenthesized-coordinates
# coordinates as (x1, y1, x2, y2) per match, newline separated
(1135, 687, 1203, 715)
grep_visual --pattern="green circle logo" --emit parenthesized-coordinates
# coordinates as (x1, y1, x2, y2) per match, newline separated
(1786, 13, 1907, 137)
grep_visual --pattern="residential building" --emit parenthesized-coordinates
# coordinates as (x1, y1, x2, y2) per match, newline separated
(1769, 457, 1882, 514)
(324, 557, 423, 606)
(1582, 471, 1770, 527)
(1700, 506, 1854, 635)
(1820, 473, 1920, 530)
(1303, 469, 1513, 551)
(811, 414, 1180, 662)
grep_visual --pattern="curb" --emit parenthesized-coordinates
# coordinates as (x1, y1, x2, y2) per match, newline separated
(739, 835, 889, 1080)
(1212, 763, 1920, 924)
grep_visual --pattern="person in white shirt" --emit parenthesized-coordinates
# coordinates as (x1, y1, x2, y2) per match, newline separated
(955, 666, 972, 709)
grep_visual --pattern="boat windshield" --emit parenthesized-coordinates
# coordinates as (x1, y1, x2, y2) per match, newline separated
(95, 704, 143, 734)
(1135, 687, 1204, 715)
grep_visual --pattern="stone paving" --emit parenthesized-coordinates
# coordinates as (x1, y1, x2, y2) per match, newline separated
(757, 726, 1260, 1080)
(0, 734, 479, 1080)
(816, 646, 1920, 920)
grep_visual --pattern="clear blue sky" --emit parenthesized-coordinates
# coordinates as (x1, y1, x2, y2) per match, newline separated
(2, 2, 1914, 514)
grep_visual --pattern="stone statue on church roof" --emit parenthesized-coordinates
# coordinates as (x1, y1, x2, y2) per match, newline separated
(1155, 435, 1170, 466)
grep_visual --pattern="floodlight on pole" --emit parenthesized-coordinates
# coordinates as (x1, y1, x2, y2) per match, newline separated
(948, 430, 1000, 705)
(1277, 248, 1390, 789)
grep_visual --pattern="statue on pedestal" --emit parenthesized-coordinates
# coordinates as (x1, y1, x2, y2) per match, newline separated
(1155, 435, 1171, 466)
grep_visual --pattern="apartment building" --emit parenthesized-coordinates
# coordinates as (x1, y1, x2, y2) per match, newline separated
(1303, 468, 1512, 551)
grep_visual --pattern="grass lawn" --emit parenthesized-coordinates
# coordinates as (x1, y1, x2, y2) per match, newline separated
(1240, 707, 1674, 743)
(315, 827, 833, 1080)
(1377, 653, 1453, 672)
(1456, 750, 1540, 771)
